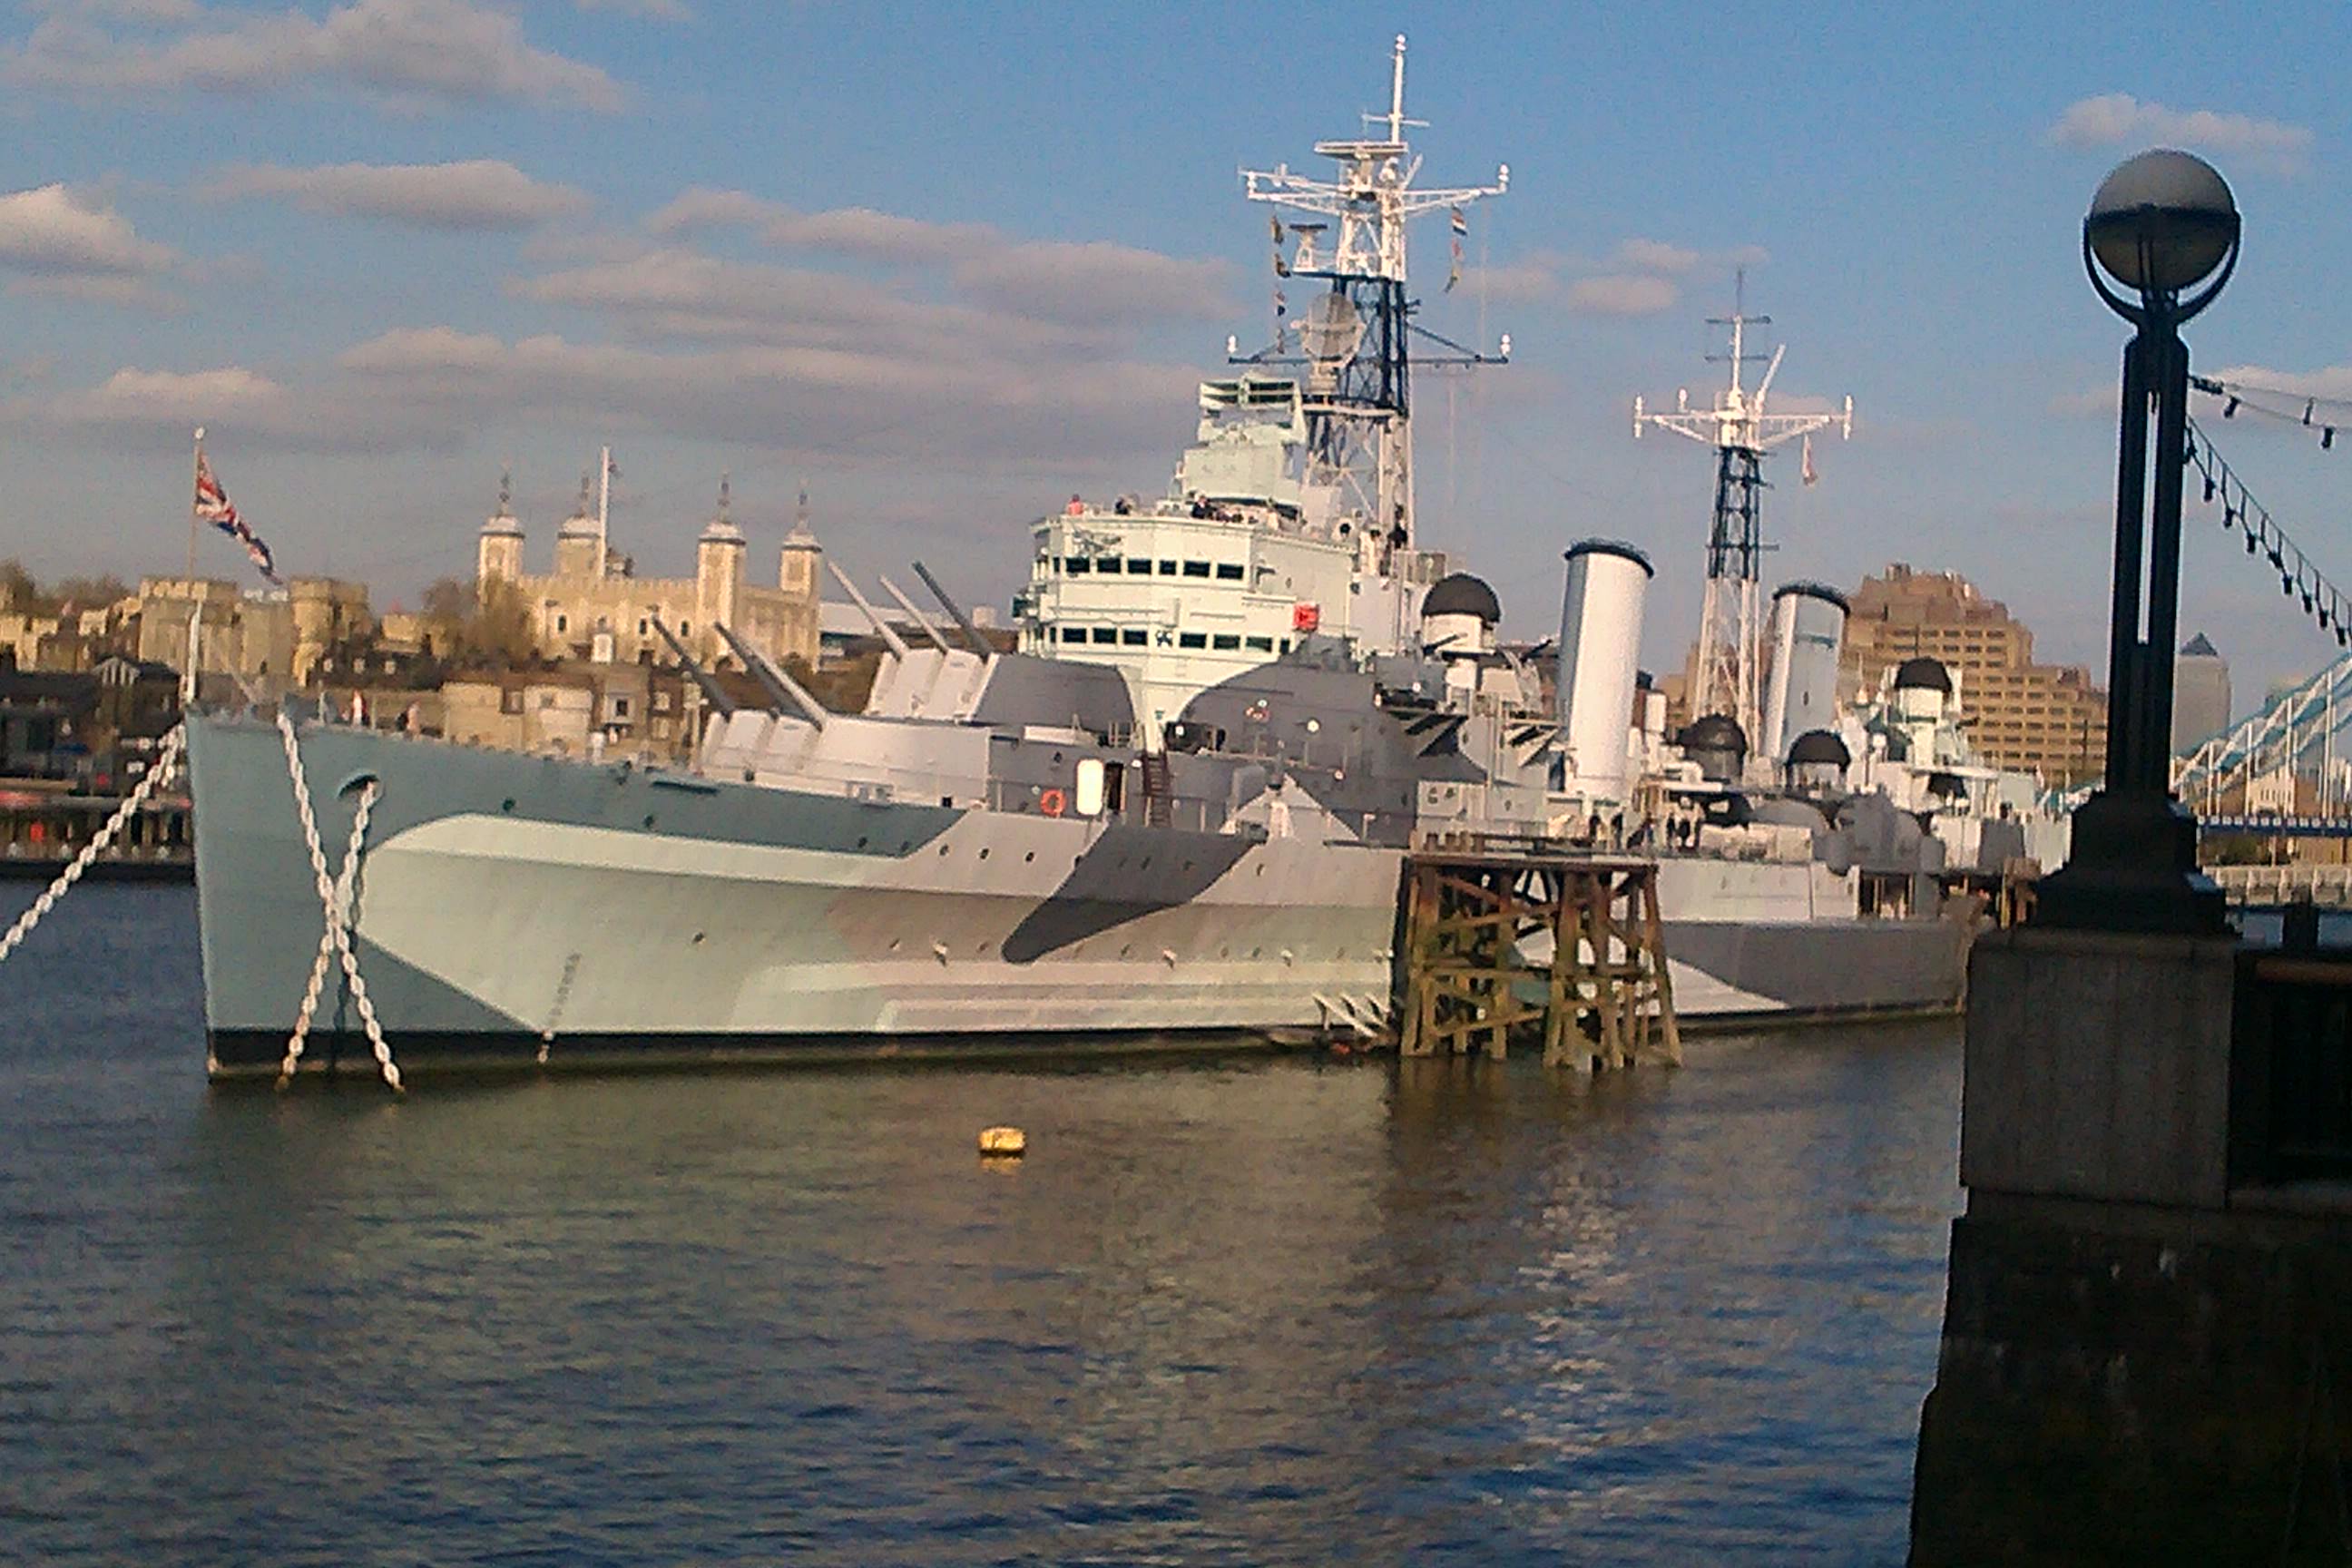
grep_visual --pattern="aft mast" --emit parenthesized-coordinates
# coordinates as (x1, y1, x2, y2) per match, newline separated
(1235, 34, 1509, 567)
(1633, 276, 1854, 762)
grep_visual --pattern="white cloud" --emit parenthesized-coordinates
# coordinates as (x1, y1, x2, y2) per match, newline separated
(2203, 362, 2352, 402)
(26, 0, 202, 19)
(573, 0, 691, 18)
(8, 274, 184, 311)
(952, 240, 1228, 326)
(1616, 238, 1700, 274)
(49, 365, 288, 424)
(642, 188, 1230, 332)
(2050, 384, 2118, 418)
(649, 189, 995, 264)
(7, 0, 625, 111)
(2051, 93, 2312, 172)
(1454, 260, 1562, 305)
(511, 250, 1102, 359)
(208, 160, 592, 230)
(1566, 273, 1679, 316)
(0, 183, 179, 277)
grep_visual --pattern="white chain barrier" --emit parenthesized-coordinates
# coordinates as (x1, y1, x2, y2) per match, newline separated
(0, 725, 186, 965)
(275, 710, 403, 1094)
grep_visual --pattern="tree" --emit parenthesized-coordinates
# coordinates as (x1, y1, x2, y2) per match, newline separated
(48, 574, 131, 611)
(420, 575, 537, 671)
(0, 558, 40, 612)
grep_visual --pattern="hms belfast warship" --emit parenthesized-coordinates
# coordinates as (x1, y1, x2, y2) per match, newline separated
(185, 38, 2020, 1078)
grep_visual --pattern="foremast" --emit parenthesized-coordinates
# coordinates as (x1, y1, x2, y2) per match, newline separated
(1234, 34, 1508, 570)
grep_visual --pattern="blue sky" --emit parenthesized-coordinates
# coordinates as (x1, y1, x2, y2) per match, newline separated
(0, 0, 2346, 709)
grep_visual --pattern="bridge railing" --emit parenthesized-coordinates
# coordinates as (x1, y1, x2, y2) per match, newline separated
(2210, 862, 2352, 907)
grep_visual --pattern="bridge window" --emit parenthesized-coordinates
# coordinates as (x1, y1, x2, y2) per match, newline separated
(1159, 560, 1179, 575)
(1179, 632, 1206, 649)
(1216, 564, 1245, 581)
(1066, 557, 1092, 574)
(1246, 636, 1274, 652)
(1098, 558, 1122, 573)
(1121, 629, 1148, 646)
(1060, 626, 1089, 642)
(1091, 627, 1117, 644)
(1127, 559, 1151, 575)
(1212, 634, 1240, 652)
(1183, 561, 1211, 578)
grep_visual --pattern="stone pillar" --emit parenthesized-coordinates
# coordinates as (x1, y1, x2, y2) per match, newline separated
(1911, 927, 2352, 1564)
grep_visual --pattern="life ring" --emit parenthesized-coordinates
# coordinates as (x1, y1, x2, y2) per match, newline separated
(1039, 788, 1066, 818)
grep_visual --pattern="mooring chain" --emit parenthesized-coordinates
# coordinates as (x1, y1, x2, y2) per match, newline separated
(275, 711, 402, 1094)
(0, 724, 186, 966)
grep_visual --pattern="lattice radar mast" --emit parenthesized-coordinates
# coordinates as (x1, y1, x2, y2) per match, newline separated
(1235, 33, 1508, 554)
(1633, 288, 1854, 758)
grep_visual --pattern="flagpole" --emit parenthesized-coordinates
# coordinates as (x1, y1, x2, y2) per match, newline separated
(188, 426, 204, 579)
(597, 443, 611, 578)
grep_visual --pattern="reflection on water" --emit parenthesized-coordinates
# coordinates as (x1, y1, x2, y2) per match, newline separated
(1, 887, 1960, 1564)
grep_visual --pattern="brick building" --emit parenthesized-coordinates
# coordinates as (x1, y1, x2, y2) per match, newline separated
(1841, 564, 2109, 787)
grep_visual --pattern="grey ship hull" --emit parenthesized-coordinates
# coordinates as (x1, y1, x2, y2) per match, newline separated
(190, 718, 1968, 1078)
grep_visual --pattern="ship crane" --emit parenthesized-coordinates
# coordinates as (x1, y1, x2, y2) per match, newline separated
(1233, 33, 1509, 571)
(1633, 285, 1853, 765)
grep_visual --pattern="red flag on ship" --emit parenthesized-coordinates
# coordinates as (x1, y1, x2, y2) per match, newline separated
(1293, 603, 1320, 633)
(194, 450, 280, 583)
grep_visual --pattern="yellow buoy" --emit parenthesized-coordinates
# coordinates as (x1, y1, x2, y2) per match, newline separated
(977, 1125, 1027, 1158)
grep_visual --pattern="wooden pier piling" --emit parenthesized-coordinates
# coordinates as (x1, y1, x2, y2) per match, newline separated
(1396, 848, 1679, 1072)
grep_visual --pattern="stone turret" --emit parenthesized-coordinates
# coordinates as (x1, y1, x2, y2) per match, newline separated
(477, 469, 524, 593)
(695, 475, 746, 658)
(554, 472, 601, 580)
(779, 484, 821, 595)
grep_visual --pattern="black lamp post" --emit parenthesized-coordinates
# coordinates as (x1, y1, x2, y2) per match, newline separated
(2035, 149, 2239, 934)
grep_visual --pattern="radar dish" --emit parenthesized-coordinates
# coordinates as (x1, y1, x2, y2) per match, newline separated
(1298, 293, 1365, 368)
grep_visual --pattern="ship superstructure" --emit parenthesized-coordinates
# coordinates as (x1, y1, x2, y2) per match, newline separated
(1021, 34, 1508, 731)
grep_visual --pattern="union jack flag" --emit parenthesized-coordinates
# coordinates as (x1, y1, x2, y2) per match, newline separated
(194, 452, 279, 583)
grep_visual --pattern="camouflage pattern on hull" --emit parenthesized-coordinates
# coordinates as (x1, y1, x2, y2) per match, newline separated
(190, 718, 1966, 1077)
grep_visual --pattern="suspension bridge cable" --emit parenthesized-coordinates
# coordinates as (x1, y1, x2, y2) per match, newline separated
(2192, 374, 2351, 449)
(2186, 418, 2352, 650)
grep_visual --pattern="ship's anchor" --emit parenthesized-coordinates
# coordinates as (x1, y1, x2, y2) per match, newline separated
(275, 710, 402, 1094)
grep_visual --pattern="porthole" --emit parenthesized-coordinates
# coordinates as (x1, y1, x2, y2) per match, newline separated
(856, 836, 869, 849)
(691, 932, 706, 946)
(1024, 850, 1036, 863)
(939, 844, 951, 857)
(888, 938, 902, 952)
(500, 798, 515, 813)
(978, 848, 991, 860)
(642, 814, 656, 829)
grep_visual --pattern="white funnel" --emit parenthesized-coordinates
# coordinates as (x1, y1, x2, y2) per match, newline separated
(1761, 583, 1848, 764)
(1556, 540, 1653, 802)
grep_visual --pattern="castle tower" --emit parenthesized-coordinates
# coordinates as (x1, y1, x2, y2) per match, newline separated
(554, 471, 602, 579)
(476, 468, 524, 594)
(695, 475, 747, 660)
(779, 484, 821, 596)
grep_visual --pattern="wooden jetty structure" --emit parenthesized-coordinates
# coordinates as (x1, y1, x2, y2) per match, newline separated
(1396, 845, 1679, 1072)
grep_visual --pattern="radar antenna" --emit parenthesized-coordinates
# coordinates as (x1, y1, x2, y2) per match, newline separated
(1235, 33, 1509, 569)
(1632, 274, 1855, 760)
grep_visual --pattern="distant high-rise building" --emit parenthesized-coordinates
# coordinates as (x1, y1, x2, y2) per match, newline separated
(1839, 564, 2109, 786)
(2172, 632, 2231, 752)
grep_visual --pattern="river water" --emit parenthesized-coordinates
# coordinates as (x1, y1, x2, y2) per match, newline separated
(1, 886, 1959, 1564)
